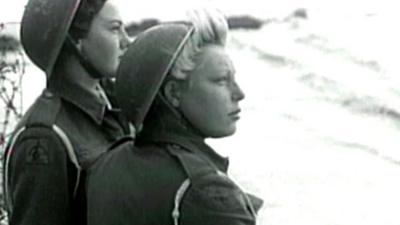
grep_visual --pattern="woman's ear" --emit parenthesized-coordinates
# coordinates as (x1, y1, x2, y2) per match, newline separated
(66, 35, 84, 52)
(163, 80, 182, 108)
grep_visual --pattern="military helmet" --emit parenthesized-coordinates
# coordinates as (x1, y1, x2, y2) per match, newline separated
(20, 0, 82, 77)
(116, 23, 194, 129)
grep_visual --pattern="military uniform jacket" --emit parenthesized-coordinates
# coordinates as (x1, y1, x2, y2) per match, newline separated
(87, 106, 263, 225)
(3, 75, 131, 225)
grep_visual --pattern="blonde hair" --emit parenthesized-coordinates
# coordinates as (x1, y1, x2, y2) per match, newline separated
(169, 8, 229, 80)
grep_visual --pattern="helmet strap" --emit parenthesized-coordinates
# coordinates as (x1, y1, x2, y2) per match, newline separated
(65, 34, 104, 79)
(157, 92, 207, 138)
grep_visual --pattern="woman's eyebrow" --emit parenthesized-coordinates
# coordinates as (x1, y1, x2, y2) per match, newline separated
(230, 67, 236, 75)
(224, 65, 235, 76)
(99, 15, 123, 25)
(107, 20, 123, 26)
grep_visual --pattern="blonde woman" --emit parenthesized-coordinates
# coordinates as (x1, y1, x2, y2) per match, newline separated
(88, 9, 263, 225)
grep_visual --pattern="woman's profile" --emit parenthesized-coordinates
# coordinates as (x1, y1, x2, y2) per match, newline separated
(87, 8, 263, 225)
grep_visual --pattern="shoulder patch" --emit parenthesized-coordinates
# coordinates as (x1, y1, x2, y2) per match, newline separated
(185, 172, 251, 214)
(25, 139, 50, 164)
(190, 184, 247, 211)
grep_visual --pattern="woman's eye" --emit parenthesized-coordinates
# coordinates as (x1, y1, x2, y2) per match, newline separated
(215, 77, 229, 85)
(109, 23, 123, 32)
(111, 26, 121, 32)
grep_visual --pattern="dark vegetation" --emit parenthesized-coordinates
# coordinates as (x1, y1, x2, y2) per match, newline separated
(0, 25, 25, 224)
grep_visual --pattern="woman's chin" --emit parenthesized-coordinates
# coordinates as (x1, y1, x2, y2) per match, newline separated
(208, 127, 237, 139)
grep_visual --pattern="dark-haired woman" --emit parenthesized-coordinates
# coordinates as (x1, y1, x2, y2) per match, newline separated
(3, 0, 131, 225)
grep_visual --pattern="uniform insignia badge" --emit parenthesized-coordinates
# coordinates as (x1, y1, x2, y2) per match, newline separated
(26, 140, 49, 164)
(190, 184, 248, 212)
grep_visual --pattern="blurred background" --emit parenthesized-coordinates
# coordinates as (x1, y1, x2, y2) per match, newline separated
(1, 0, 400, 224)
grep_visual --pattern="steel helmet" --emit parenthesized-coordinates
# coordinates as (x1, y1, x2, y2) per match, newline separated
(116, 23, 194, 129)
(20, 0, 82, 77)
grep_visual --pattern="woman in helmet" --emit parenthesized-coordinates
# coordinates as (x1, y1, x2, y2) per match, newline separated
(87, 9, 263, 225)
(3, 0, 131, 225)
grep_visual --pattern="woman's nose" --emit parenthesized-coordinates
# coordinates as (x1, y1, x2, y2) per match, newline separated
(120, 28, 131, 50)
(232, 81, 245, 102)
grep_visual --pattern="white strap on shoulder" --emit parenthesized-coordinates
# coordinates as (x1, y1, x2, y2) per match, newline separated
(4, 125, 82, 213)
(4, 126, 26, 210)
(52, 125, 82, 197)
(172, 179, 191, 225)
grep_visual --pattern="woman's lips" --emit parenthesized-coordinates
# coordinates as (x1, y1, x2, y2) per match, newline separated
(229, 109, 241, 121)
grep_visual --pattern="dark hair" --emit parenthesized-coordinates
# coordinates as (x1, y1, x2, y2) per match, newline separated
(69, 0, 107, 41)
(52, 0, 107, 77)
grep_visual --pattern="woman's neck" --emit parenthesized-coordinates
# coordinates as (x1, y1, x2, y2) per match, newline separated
(57, 54, 100, 95)
(140, 95, 207, 141)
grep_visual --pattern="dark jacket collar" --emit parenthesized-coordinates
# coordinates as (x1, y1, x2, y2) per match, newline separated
(137, 100, 229, 172)
(48, 73, 110, 125)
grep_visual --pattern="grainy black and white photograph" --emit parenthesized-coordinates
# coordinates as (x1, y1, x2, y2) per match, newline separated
(1, 0, 399, 225)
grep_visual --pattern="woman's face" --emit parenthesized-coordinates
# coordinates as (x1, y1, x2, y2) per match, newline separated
(178, 45, 245, 138)
(79, 1, 130, 78)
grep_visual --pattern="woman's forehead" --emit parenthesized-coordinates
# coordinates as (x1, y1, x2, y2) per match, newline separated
(198, 45, 234, 72)
(97, 1, 123, 23)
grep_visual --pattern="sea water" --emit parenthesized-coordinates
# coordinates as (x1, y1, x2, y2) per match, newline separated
(209, 12, 400, 225)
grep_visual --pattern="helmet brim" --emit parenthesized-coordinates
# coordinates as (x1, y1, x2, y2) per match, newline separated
(21, 0, 82, 77)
